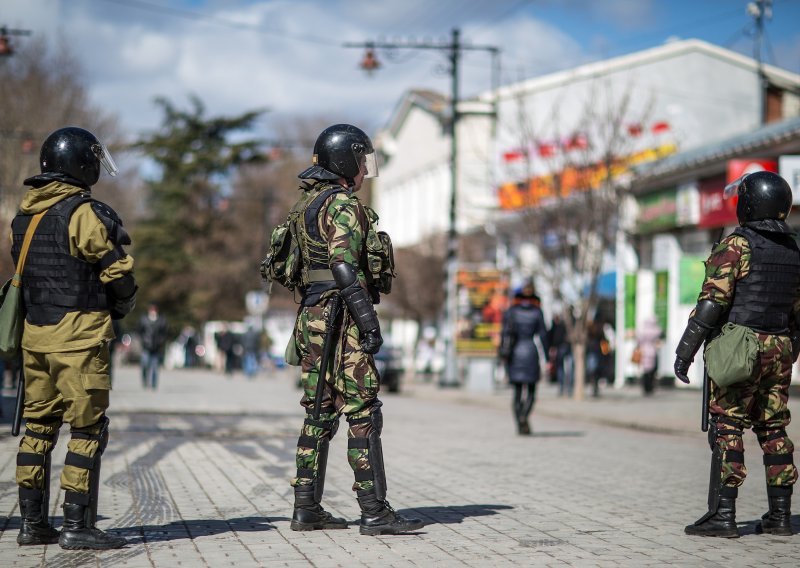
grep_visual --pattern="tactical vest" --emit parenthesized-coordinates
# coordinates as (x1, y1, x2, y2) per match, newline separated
(726, 226, 800, 334)
(11, 194, 108, 325)
(295, 183, 348, 284)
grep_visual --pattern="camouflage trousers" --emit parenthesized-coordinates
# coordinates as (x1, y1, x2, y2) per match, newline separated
(709, 333, 796, 489)
(291, 298, 382, 492)
(16, 344, 111, 496)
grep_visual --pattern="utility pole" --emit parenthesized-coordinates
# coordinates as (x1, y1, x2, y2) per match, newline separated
(0, 26, 32, 57)
(747, 0, 772, 124)
(344, 29, 500, 387)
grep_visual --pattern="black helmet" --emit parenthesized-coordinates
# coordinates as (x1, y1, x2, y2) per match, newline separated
(298, 124, 378, 182)
(725, 171, 793, 224)
(40, 127, 118, 187)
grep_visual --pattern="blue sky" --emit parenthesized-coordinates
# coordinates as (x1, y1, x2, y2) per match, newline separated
(4, 0, 800, 140)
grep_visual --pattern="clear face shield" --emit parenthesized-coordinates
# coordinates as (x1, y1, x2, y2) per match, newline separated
(91, 143, 119, 177)
(723, 174, 747, 199)
(362, 151, 379, 178)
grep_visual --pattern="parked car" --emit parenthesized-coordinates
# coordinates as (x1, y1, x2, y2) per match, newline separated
(374, 342, 404, 393)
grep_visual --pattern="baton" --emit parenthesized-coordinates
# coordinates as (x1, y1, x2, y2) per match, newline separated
(12, 364, 24, 436)
(701, 353, 710, 433)
(313, 294, 342, 420)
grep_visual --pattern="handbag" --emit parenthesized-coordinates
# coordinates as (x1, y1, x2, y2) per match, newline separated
(630, 346, 642, 365)
(0, 211, 46, 360)
(704, 322, 760, 388)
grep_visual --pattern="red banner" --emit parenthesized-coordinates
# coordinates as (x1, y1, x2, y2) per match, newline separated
(727, 159, 777, 183)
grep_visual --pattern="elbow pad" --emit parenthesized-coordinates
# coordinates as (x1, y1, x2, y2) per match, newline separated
(331, 263, 380, 334)
(675, 299, 724, 362)
(106, 273, 137, 319)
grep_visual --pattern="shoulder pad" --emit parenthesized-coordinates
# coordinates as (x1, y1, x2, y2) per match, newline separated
(91, 200, 131, 246)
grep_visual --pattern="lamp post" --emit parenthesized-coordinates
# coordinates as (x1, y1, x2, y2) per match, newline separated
(345, 29, 499, 387)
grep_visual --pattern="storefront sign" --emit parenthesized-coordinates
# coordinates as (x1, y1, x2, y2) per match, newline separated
(779, 155, 800, 205)
(636, 188, 677, 233)
(675, 182, 700, 226)
(456, 269, 510, 355)
(654, 271, 669, 333)
(679, 256, 706, 305)
(698, 174, 736, 228)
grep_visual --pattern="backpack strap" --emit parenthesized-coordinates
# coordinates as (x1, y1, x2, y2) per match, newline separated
(12, 211, 47, 287)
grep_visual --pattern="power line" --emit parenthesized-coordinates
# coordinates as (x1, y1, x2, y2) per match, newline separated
(92, 0, 334, 46)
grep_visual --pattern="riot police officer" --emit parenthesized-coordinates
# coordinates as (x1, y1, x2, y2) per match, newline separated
(675, 171, 799, 537)
(286, 124, 422, 535)
(12, 127, 137, 549)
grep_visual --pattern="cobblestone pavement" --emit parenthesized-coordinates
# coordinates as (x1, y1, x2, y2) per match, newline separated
(1, 365, 799, 567)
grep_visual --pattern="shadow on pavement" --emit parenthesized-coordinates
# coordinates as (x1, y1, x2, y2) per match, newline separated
(736, 514, 800, 537)
(529, 431, 585, 438)
(409, 504, 513, 527)
(115, 516, 287, 543)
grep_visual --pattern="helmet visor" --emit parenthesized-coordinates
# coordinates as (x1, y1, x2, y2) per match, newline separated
(363, 151, 379, 178)
(723, 174, 746, 198)
(92, 143, 119, 177)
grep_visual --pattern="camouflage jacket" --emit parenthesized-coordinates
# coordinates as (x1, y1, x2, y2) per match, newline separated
(697, 233, 800, 329)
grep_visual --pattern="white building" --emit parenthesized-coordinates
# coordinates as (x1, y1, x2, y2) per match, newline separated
(373, 38, 800, 384)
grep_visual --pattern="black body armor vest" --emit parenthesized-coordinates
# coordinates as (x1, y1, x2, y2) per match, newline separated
(11, 194, 108, 325)
(726, 226, 800, 334)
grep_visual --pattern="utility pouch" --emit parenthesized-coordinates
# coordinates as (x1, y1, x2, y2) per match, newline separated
(704, 322, 759, 388)
(284, 334, 301, 367)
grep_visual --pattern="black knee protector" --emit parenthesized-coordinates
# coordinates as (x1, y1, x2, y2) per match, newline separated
(64, 416, 110, 527)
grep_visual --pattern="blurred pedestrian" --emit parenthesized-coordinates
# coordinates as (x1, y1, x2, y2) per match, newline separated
(547, 313, 573, 396)
(635, 315, 662, 396)
(138, 303, 168, 389)
(675, 171, 800, 537)
(242, 325, 262, 379)
(179, 325, 198, 368)
(585, 321, 607, 397)
(215, 325, 236, 376)
(499, 284, 549, 435)
(11, 127, 135, 549)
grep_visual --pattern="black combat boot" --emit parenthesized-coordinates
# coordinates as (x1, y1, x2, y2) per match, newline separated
(58, 503, 126, 550)
(684, 496, 739, 538)
(758, 488, 792, 536)
(17, 499, 59, 546)
(290, 484, 348, 531)
(356, 489, 424, 536)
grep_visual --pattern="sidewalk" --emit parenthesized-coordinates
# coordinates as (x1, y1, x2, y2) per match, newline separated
(403, 376, 800, 439)
(1, 365, 799, 567)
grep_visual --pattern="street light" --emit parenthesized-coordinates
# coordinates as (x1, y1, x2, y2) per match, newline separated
(0, 26, 32, 57)
(345, 29, 499, 387)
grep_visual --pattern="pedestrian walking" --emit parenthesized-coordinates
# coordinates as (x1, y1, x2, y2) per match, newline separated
(265, 124, 422, 535)
(499, 284, 549, 435)
(547, 313, 573, 396)
(241, 325, 262, 378)
(585, 321, 607, 397)
(635, 315, 662, 396)
(675, 171, 799, 537)
(11, 127, 136, 549)
(137, 303, 168, 389)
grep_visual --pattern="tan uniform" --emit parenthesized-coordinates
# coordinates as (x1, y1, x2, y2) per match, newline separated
(14, 182, 134, 495)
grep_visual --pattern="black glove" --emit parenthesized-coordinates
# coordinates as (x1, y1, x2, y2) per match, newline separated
(674, 356, 691, 384)
(360, 328, 383, 354)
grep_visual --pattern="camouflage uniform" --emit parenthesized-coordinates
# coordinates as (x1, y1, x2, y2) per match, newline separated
(698, 235, 797, 490)
(291, 184, 382, 492)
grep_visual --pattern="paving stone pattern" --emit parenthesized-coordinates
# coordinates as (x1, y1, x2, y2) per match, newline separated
(1, 365, 799, 567)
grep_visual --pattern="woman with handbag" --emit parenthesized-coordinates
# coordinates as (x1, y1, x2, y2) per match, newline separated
(498, 284, 549, 435)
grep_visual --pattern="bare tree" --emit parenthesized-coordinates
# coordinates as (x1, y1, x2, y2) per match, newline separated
(0, 36, 128, 276)
(500, 79, 662, 400)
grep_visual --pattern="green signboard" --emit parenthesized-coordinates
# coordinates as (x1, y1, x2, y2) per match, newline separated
(654, 270, 669, 332)
(625, 273, 636, 330)
(637, 188, 677, 233)
(679, 256, 706, 304)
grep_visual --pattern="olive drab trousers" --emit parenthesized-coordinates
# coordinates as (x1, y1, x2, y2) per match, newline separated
(16, 343, 111, 496)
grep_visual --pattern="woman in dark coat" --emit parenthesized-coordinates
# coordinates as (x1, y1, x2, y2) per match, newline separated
(499, 285, 549, 435)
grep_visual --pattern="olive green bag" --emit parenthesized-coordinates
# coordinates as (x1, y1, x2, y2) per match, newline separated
(0, 211, 46, 360)
(704, 322, 760, 388)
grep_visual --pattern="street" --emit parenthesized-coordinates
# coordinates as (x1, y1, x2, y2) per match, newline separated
(1, 365, 799, 567)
